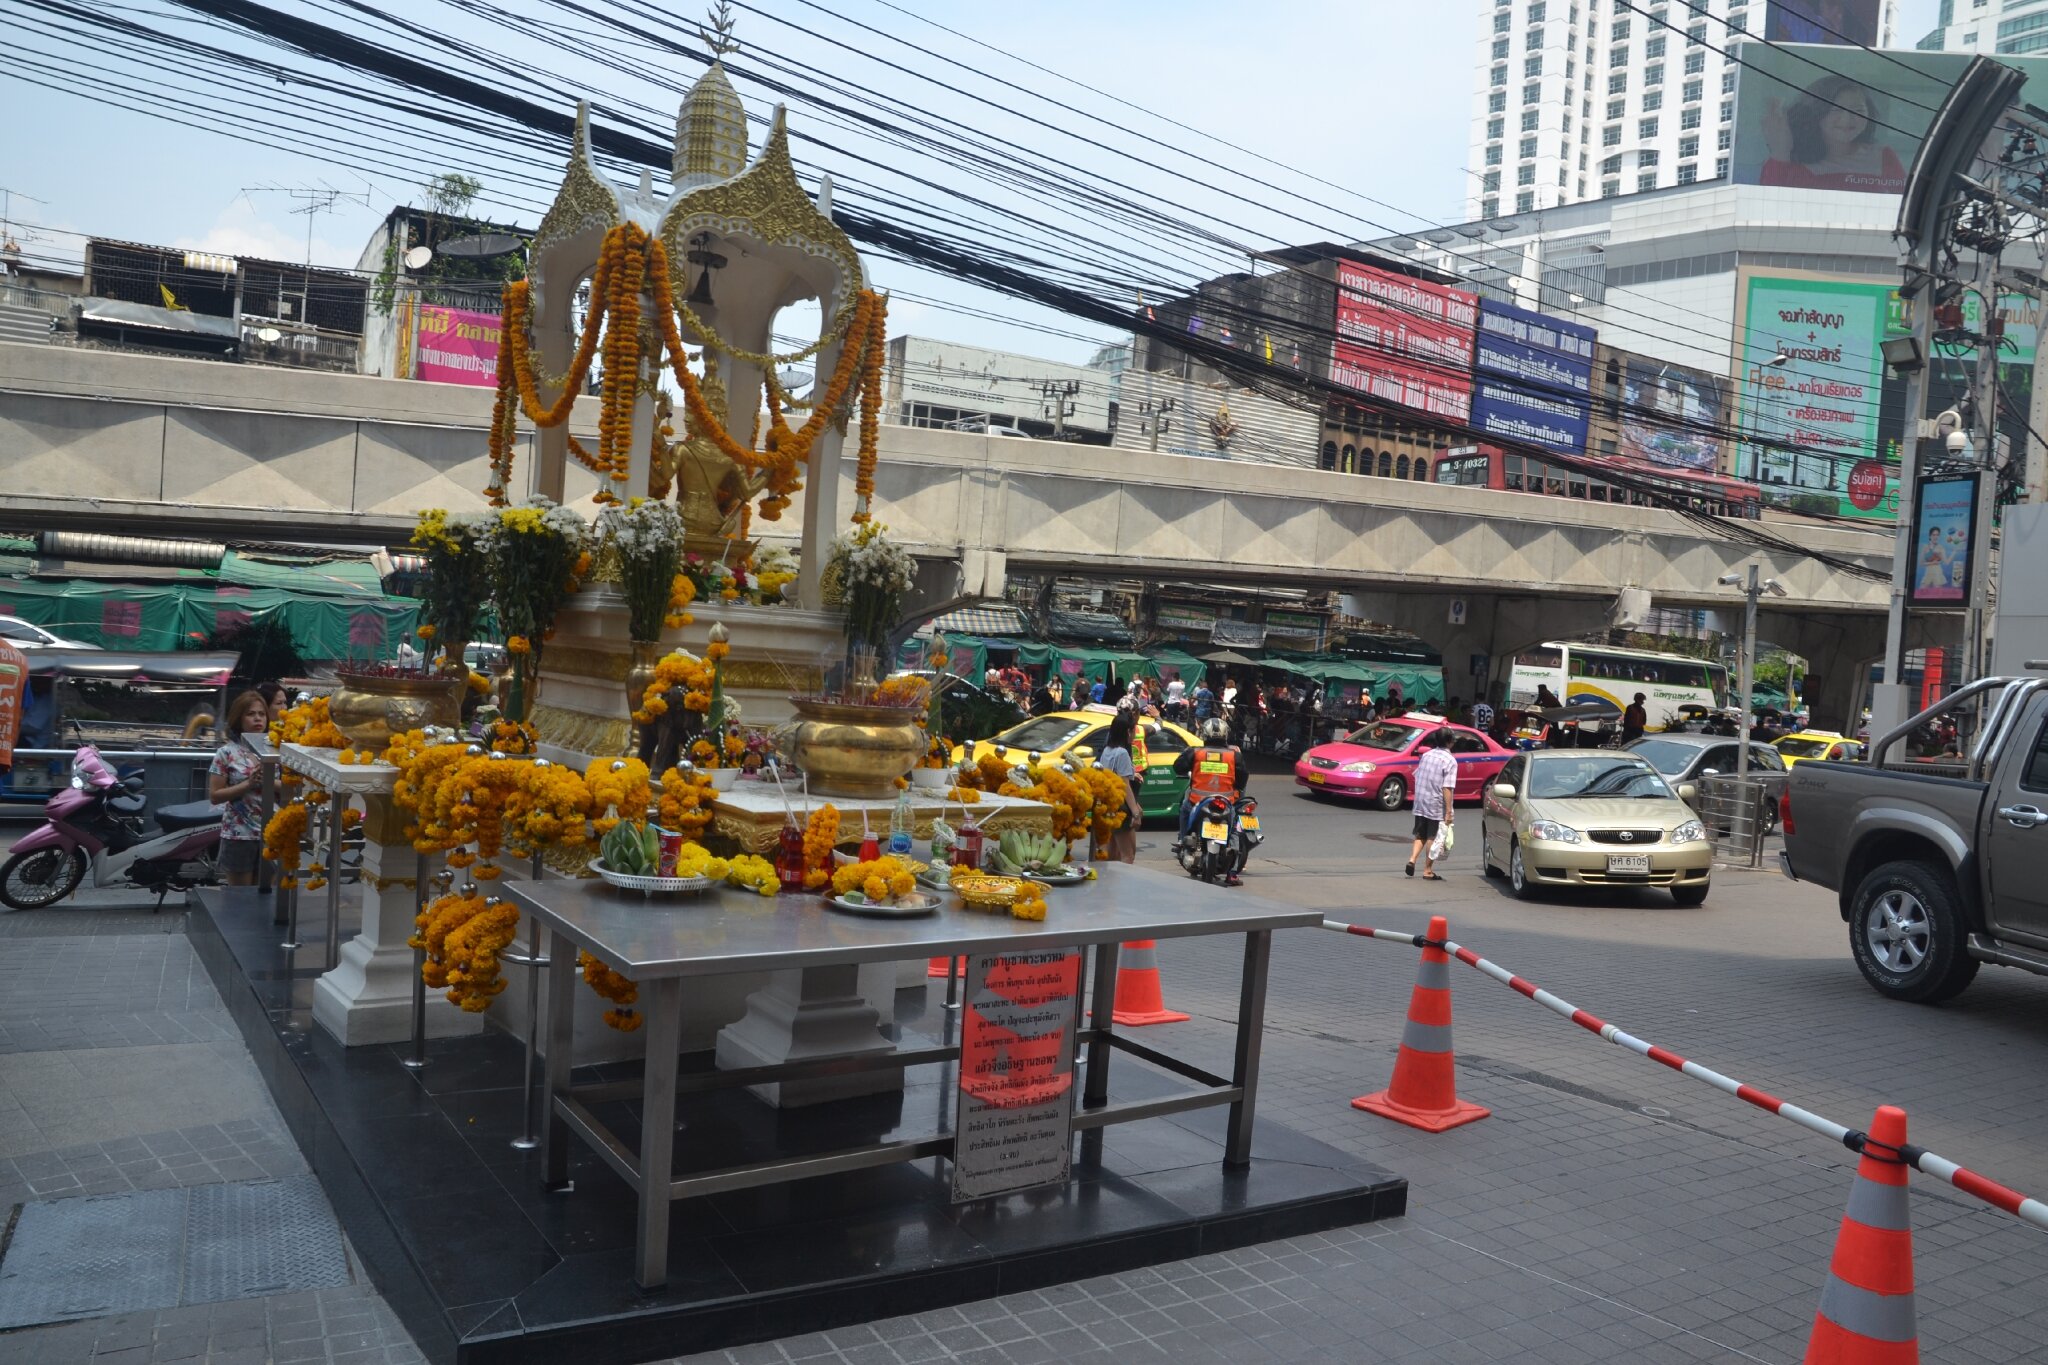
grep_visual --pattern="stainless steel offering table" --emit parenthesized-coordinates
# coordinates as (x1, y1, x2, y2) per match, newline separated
(503, 864, 1317, 1289)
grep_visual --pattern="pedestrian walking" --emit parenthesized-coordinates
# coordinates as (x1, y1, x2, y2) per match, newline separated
(1622, 692, 1648, 744)
(1093, 711, 1143, 864)
(1405, 731, 1459, 882)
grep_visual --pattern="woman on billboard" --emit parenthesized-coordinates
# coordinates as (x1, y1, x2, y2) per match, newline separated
(1760, 77, 1907, 194)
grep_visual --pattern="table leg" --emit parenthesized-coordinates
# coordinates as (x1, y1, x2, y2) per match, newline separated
(323, 790, 345, 972)
(635, 976, 683, 1290)
(1083, 941, 1119, 1108)
(1225, 930, 1272, 1169)
(541, 944, 578, 1192)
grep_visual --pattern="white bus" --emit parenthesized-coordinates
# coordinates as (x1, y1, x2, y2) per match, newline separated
(1507, 642, 1728, 730)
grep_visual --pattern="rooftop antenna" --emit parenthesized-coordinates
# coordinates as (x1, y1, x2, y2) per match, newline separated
(0, 186, 45, 262)
(238, 182, 373, 267)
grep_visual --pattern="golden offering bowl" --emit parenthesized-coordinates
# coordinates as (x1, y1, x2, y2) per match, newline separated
(328, 672, 464, 748)
(789, 697, 926, 799)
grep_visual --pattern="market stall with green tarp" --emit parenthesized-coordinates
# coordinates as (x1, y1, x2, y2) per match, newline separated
(1147, 647, 1208, 686)
(0, 577, 421, 660)
(1259, 652, 1446, 706)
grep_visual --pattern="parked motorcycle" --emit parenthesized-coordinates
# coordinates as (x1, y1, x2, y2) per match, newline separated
(1174, 791, 1262, 885)
(0, 746, 223, 911)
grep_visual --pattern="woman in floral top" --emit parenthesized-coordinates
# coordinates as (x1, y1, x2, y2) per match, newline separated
(207, 690, 270, 885)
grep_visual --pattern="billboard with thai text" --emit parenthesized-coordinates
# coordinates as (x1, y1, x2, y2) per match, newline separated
(1470, 299, 1594, 455)
(1739, 274, 1903, 520)
(414, 305, 502, 387)
(1331, 259, 1476, 423)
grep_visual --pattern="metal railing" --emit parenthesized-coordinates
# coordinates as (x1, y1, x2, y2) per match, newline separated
(1696, 774, 1774, 867)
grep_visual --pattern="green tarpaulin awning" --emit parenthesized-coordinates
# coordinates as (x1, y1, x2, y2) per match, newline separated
(0, 577, 421, 660)
(1148, 648, 1208, 686)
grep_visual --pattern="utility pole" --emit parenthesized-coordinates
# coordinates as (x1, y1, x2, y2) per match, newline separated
(1963, 250, 2004, 688)
(1721, 563, 1785, 782)
(2029, 299, 2048, 503)
(1142, 396, 1175, 452)
(1039, 379, 1079, 440)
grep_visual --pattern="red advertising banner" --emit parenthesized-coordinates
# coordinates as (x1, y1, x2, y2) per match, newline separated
(1331, 260, 1477, 423)
(414, 305, 503, 387)
(0, 639, 28, 767)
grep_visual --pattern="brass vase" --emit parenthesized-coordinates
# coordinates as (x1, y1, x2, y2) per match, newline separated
(328, 672, 464, 748)
(625, 641, 661, 760)
(790, 698, 926, 799)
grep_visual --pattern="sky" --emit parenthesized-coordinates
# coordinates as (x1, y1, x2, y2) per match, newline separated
(0, 0, 1946, 364)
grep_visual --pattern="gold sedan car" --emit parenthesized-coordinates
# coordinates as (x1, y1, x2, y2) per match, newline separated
(1479, 750, 1714, 906)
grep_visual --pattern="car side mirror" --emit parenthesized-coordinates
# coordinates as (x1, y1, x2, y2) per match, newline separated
(1700, 768, 1719, 777)
(1677, 783, 1698, 803)
(1491, 782, 1516, 800)
(1070, 746, 1094, 760)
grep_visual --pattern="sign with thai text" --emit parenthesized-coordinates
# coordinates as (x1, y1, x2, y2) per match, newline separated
(952, 946, 1082, 1202)
(1741, 275, 1898, 519)
(1331, 260, 1476, 423)
(414, 305, 503, 387)
(1470, 299, 1595, 455)
(0, 640, 26, 767)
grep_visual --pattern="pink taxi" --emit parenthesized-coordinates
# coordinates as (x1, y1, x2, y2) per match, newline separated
(1294, 716, 1517, 811)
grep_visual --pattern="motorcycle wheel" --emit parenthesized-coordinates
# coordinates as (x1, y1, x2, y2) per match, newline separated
(2, 847, 88, 910)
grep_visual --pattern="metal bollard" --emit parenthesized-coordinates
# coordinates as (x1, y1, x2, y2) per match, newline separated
(323, 790, 345, 972)
(279, 874, 300, 953)
(502, 849, 550, 1151)
(403, 860, 446, 1071)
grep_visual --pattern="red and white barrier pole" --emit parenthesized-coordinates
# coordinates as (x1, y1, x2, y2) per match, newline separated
(1319, 917, 2048, 1235)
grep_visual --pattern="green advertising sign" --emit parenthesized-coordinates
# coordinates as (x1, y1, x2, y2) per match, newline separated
(1740, 275, 1904, 520)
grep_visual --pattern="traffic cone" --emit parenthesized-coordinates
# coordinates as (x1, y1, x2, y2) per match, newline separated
(1804, 1105, 1919, 1364)
(1110, 940, 1190, 1026)
(928, 956, 963, 979)
(1352, 915, 1489, 1132)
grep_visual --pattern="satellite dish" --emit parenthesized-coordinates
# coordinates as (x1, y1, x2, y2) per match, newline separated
(777, 366, 815, 396)
(255, 327, 282, 343)
(402, 245, 434, 270)
(437, 233, 525, 259)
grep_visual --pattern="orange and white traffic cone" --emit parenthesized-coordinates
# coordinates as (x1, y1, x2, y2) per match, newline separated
(1804, 1105, 1919, 1364)
(1110, 940, 1190, 1026)
(928, 957, 962, 979)
(1352, 915, 1489, 1132)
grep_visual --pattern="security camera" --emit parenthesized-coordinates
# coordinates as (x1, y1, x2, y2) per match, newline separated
(1717, 573, 1743, 587)
(1764, 579, 1788, 598)
(1947, 429, 1971, 453)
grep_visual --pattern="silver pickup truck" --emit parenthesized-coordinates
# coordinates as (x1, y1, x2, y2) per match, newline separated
(1780, 672, 2048, 1003)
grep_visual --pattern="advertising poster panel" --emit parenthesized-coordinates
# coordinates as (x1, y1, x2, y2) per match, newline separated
(1731, 44, 2048, 197)
(414, 305, 503, 387)
(0, 639, 26, 768)
(1908, 475, 1979, 606)
(1331, 260, 1477, 423)
(1763, 0, 1881, 46)
(1470, 299, 1595, 455)
(1740, 275, 1899, 518)
(1619, 356, 1728, 471)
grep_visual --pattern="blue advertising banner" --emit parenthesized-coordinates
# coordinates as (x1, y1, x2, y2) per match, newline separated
(1470, 299, 1595, 455)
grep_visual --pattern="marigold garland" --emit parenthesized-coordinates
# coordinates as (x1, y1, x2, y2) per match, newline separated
(262, 800, 308, 886)
(270, 696, 346, 751)
(580, 951, 642, 1032)
(656, 766, 716, 840)
(802, 804, 841, 890)
(413, 888, 518, 1012)
(585, 758, 653, 835)
(851, 290, 887, 523)
(634, 648, 713, 726)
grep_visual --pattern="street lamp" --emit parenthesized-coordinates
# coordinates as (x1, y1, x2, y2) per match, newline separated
(1718, 564, 1788, 782)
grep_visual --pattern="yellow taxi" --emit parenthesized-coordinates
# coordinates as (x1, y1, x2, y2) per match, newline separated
(1773, 730, 1864, 767)
(952, 707, 1202, 822)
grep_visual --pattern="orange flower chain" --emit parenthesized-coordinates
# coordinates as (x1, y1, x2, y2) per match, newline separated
(488, 220, 888, 531)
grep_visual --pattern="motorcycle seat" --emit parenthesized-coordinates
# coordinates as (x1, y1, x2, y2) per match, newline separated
(155, 801, 221, 832)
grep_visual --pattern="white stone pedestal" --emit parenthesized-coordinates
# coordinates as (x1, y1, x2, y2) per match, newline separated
(714, 960, 904, 1107)
(283, 745, 484, 1048)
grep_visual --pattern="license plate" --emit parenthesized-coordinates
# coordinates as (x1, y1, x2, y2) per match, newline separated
(1240, 815, 1259, 831)
(1202, 821, 1228, 841)
(1606, 853, 1650, 874)
(1305, 772, 1326, 784)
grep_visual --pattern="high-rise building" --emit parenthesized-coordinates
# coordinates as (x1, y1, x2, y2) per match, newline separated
(1467, 1, 1898, 220)
(1916, 0, 2048, 54)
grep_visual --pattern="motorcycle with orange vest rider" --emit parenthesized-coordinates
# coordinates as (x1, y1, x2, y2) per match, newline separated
(1173, 718, 1256, 881)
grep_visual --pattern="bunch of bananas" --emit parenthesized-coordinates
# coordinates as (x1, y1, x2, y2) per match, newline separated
(990, 829, 1072, 875)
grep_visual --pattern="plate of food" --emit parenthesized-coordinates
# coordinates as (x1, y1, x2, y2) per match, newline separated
(1020, 864, 1092, 888)
(825, 890, 941, 918)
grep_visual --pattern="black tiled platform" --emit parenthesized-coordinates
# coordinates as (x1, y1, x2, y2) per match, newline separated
(188, 888, 1404, 1365)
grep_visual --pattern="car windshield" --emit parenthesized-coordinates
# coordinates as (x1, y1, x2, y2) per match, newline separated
(1776, 737, 1833, 758)
(994, 716, 1091, 751)
(1339, 722, 1417, 751)
(1626, 738, 1702, 775)
(1528, 756, 1674, 800)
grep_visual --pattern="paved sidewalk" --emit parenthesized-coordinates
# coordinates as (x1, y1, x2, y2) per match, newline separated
(0, 909, 422, 1365)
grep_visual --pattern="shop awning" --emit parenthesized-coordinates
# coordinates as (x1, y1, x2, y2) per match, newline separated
(1148, 648, 1208, 685)
(930, 604, 1031, 638)
(77, 298, 238, 339)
